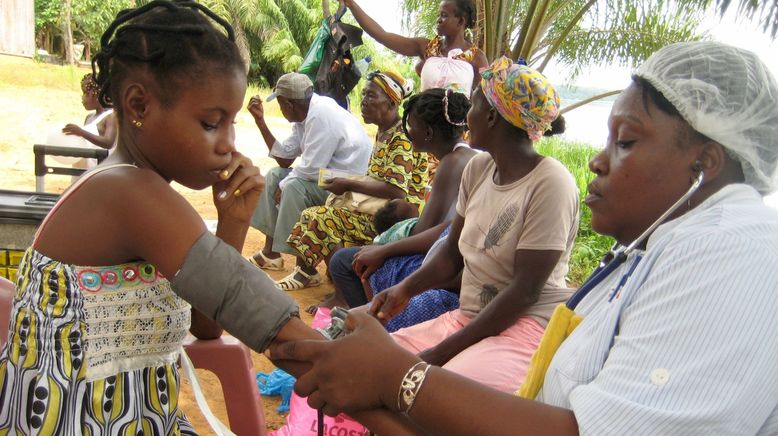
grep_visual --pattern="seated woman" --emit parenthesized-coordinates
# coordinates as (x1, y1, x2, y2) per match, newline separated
(279, 71, 426, 290)
(325, 88, 477, 312)
(273, 41, 778, 434)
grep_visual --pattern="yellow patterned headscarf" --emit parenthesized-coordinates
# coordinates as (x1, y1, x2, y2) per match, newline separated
(369, 71, 414, 104)
(479, 56, 560, 141)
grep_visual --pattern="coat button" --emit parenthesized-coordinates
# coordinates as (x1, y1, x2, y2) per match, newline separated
(650, 368, 670, 386)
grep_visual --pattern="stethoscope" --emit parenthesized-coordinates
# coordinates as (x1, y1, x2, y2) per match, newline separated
(566, 167, 705, 309)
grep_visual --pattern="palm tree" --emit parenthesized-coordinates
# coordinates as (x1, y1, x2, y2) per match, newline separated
(203, 0, 326, 84)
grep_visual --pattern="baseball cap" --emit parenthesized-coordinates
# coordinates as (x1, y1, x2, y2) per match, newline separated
(266, 72, 314, 102)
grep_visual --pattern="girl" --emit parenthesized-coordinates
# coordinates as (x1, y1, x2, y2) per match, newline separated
(62, 73, 117, 152)
(0, 1, 320, 433)
(329, 88, 477, 326)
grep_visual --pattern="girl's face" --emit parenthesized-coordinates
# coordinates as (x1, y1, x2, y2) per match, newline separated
(405, 112, 431, 152)
(586, 83, 702, 244)
(138, 67, 247, 190)
(81, 83, 100, 111)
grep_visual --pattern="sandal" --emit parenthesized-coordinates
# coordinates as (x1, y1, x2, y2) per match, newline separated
(275, 266, 322, 291)
(247, 252, 284, 271)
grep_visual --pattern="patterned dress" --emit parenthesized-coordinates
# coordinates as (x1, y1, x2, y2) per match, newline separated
(0, 248, 195, 435)
(287, 123, 428, 268)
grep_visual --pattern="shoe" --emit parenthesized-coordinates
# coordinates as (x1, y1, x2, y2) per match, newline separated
(248, 252, 284, 271)
(275, 266, 322, 291)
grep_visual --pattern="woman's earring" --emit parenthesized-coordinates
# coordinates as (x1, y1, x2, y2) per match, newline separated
(132, 119, 143, 128)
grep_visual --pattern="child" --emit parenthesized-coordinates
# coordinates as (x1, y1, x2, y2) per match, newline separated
(47, 73, 117, 173)
(0, 1, 320, 433)
(62, 73, 117, 152)
(372, 198, 420, 235)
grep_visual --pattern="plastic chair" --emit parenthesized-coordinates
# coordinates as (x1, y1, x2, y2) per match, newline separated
(183, 335, 267, 436)
(33, 144, 109, 192)
(0, 277, 14, 348)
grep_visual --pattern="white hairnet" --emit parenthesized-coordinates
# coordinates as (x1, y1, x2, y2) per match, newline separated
(635, 41, 778, 195)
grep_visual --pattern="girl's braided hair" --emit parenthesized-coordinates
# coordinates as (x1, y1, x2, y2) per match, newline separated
(402, 88, 471, 143)
(91, 0, 244, 112)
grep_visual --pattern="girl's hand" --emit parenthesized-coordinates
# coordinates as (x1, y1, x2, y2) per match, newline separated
(62, 124, 86, 137)
(270, 310, 420, 416)
(322, 177, 352, 195)
(212, 151, 265, 223)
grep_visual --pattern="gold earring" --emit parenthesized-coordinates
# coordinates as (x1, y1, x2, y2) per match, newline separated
(132, 119, 143, 128)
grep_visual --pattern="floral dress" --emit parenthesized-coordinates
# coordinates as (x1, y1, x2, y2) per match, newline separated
(287, 122, 428, 268)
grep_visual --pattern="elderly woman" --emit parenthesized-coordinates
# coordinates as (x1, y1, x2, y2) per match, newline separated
(278, 71, 427, 290)
(272, 41, 778, 434)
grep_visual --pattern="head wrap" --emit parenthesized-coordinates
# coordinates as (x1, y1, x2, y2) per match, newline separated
(81, 73, 101, 97)
(369, 71, 414, 104)
(635, 41, 778, 195)
(479, 56, 560, 141)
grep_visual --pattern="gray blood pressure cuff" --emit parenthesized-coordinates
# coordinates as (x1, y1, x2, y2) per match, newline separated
(171, 232, 299, 352)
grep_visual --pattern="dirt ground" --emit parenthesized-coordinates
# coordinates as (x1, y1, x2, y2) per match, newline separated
(0, 55, 338, 433)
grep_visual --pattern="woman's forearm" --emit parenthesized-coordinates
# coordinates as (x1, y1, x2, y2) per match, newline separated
(350, 178, 405, 199)
(401, 236, 463, 295)
(383, 221, 448, 258)
(344, 0, 426, 57)
(406, 367, 578, 435)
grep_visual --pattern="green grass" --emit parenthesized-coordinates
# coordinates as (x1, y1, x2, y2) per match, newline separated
(0, 59, 88, 91)
(536, 137, 614, 286)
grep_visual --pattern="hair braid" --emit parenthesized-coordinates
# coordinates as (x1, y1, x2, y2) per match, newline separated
(92, 0, 243, 110)
(403, 88, 471, 143)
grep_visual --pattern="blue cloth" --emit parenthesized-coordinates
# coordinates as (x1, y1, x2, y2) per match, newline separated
(257, 368, 295, 414)
(369, 225, 459, 332)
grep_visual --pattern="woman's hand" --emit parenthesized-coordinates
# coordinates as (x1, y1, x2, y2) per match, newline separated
(247, 96, 265, 123)
(368, 282, 413, 323)
(62, 123, 86, 137)
(212, 151, 265, 223)
(338, 0, 354, 9)
(353, 245, 389, 279)
(322, 177, 352, 195)
(270, 310, 421, 416)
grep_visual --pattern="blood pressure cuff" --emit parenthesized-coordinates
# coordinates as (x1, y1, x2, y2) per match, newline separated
(171, 232, 299, 352)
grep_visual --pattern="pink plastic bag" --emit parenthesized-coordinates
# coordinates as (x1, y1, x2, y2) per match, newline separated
(269, 308, 369, 436)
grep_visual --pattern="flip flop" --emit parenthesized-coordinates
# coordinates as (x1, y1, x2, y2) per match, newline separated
(276, 266, 322, 291)
(247, 252, 284, 271)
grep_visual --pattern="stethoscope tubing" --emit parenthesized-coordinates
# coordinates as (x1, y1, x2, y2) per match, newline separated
(566, 170, 705, 309)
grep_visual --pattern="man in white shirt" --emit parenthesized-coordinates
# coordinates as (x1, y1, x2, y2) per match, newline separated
(247, 72, 372, 271)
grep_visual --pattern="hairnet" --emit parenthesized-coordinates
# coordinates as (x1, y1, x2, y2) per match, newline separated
(635, 41, 778, 195)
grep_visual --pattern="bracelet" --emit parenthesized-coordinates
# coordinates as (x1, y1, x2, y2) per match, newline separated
(397, 361, 432, 414)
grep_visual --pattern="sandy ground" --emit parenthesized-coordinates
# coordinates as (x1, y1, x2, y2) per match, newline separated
(0, 55, 342, 433)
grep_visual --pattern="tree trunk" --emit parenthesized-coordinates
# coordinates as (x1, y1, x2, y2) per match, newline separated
(61, 0, 76, 64)
(230, 12, 251, 74)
